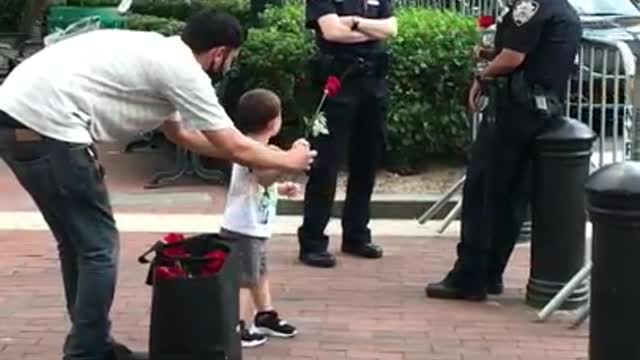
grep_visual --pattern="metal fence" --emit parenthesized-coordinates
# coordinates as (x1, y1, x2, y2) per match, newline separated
(396, 0, 504, 16)
(567, 37, 636, 169)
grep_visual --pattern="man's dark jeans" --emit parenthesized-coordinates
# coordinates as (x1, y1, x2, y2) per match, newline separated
(0, 115, 118, 360)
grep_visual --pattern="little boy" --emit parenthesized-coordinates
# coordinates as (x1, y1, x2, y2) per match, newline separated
(220, 88, 300, 348)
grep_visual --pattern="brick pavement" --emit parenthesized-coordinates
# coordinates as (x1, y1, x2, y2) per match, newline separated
(0, 231, 588, 360)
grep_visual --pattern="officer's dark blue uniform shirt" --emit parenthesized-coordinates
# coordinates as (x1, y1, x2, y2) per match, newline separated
(305, 0, 393, 58)
(494, 0, 582, 99)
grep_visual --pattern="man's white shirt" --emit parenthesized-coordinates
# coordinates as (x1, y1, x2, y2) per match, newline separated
(0, 29, 233, 143)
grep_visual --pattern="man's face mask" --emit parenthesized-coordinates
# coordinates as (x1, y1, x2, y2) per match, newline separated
(207, 48, 238, 84)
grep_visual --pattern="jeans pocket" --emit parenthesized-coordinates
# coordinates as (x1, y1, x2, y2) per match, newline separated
(6, 140, 54, 165)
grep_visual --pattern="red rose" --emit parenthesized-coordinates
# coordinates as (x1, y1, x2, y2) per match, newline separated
(155, 265, 187, 280)
(477, 15, 495, 29)
(201, 250, 227, 276)
(323, 75, 342, 97)
(163, 233, 185, 244)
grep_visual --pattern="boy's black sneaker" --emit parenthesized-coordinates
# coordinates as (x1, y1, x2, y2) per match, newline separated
(240, 320, 267, 348)
(253, 310, 298, 338)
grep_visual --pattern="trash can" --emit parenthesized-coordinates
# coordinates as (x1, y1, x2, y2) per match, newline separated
(139, 233, 242, 360)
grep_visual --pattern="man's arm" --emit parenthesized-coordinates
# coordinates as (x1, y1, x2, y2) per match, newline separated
(317, 14, 377, 43)
(481, 48, 525, 77)
(348, 16, 398, 40)
(202, 127, 314, 171)
(161, 118, 224, 158)
(480, 0, 546, 79)
(161, 118, 315, 172)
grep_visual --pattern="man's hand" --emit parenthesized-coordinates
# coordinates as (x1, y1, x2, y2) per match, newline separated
(474, 45, 498, 61)
(285, 144, 317, 171)
(468, 79, 481, 112)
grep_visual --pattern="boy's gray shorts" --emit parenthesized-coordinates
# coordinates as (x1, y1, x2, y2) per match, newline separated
(219, 228, 267, 288)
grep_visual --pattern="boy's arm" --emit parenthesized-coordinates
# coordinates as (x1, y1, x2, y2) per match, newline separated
(253, 144, 285, 187)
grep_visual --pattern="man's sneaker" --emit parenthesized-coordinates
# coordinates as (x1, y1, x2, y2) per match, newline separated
(253, 310, 298, 338)
(240, 321, 267, 348)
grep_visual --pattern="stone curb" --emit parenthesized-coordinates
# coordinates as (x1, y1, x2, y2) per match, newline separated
(277, 192, 460, 220)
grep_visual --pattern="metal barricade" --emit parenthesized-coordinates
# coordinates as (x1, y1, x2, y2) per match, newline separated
(566, 37, 636, 169)
(393, 0, 504, 16)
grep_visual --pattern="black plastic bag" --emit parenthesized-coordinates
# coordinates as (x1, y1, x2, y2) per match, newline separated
(139, 233, 242, 360)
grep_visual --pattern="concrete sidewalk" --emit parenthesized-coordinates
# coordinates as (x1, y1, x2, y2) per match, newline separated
(0, 231, 587, 360)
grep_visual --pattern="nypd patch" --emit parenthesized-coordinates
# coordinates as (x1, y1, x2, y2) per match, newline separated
(512, 0, 539, 26)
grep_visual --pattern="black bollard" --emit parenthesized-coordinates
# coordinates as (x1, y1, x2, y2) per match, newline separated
(585, 162, 640, 360)
(525, 117, 595, 309)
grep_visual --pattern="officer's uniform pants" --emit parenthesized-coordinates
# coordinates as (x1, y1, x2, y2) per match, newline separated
(453, 104, 551, 286)
(299, 78, 387, 253)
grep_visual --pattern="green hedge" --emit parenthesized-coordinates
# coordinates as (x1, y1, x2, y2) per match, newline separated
(125, 3, 477, 166)
(0, 0, 25, 32)
(387, 8, 476, 163)
(126, 13, 185, 35)
(132, 0, 250, 24)
(66, 0, 251, 23)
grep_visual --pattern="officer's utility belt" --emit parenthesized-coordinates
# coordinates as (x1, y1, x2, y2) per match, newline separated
(490, 71, 563, 120)
(308, 52, 389, 84)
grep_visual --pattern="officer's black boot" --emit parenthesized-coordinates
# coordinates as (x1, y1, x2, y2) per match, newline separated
(425, 257, 488, 301)
(341, 229, 383, 259)
(298, 228, 336, 268)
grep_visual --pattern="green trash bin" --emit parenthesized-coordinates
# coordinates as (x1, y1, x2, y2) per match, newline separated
(46, 6, 126, 33)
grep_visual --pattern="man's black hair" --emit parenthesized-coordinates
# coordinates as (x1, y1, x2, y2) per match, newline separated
(181, 9, 245, 54)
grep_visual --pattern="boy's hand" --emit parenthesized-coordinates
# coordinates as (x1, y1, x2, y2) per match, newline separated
(278, 181, 301, 198)
(292, 138, 311, 149)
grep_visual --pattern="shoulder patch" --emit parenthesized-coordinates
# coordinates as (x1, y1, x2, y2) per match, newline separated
(512, 0, 539, 26)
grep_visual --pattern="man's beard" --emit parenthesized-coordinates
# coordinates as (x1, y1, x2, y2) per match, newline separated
(207, 52, 230, 85)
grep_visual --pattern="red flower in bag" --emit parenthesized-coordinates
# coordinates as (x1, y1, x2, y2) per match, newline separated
(162, 232, 188, 258)
(323, 75, 342, 97)
(201, 249, 227, 276)
(155, 265, 187, 280)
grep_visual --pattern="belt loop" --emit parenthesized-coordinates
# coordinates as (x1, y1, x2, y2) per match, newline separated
(87, 144, 99, 161)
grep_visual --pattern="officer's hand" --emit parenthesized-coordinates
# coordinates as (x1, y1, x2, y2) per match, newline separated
(286, 144, 317, 171)
(473, 45, 482, 58)
(468, 80, 481, 112)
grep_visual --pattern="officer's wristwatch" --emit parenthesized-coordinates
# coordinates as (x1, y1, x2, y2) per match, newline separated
(351, 17, 360, 31)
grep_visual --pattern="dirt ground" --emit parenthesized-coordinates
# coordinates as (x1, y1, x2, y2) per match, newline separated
(338, 162, 465, 195)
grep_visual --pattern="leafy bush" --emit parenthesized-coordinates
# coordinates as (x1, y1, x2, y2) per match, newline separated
(65, 0, 121, 6)
(235, 4, 315, 132)
(0, 0, 25, 32)
(387, 8, 477, 164)
(126, 13, 185, 35)
(128, 0, 251, 24)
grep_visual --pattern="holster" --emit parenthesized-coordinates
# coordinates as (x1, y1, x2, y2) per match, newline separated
(508, 70, 563, 119)
(307, 52, 389, 85)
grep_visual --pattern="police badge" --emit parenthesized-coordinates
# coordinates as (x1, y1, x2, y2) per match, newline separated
(512, 0, 539, 26)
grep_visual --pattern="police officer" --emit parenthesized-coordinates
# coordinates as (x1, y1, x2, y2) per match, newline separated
(426, 0, 582, 300)
(299, 0, 397, 267)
